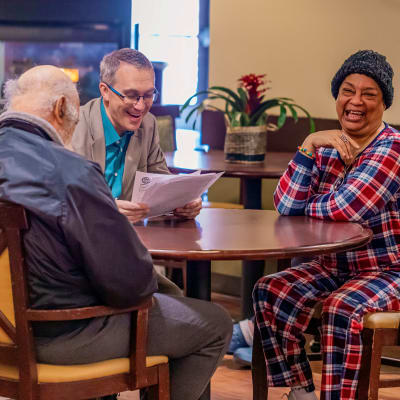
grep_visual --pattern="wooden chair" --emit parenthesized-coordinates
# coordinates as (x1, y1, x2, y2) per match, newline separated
(0, 201, 170, 400)
(150, 104, 180, 152)
(252, 302, 400, 400)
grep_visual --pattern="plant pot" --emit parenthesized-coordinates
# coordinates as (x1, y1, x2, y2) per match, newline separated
(224, 125, 267, 163)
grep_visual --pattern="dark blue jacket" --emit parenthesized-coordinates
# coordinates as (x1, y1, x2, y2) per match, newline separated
(0, 115, 157, 336)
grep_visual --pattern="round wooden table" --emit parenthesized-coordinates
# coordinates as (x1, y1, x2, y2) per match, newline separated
(135, 209, 372, 301)
(165, 149, 295, 316)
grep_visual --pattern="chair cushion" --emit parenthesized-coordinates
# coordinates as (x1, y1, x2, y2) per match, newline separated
(363, 312, 400, 329)
(0, 356, 168, 383)
(0, 248, 14, 344)
(156, 115, 176, 152)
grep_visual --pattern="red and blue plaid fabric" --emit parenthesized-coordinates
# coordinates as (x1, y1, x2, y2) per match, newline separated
(274, 123, 400, 273)
(254, 124, 400, 399)
(253, 262, 400, 400)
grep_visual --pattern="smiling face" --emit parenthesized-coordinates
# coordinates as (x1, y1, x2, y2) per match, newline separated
(99, 62, 155, 135)
(336, 73, 385, 138)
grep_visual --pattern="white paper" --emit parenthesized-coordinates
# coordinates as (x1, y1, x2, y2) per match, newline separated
(132, 170, 224, 218)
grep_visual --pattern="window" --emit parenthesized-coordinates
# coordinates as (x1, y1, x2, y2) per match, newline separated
(132, 0, 208, 107)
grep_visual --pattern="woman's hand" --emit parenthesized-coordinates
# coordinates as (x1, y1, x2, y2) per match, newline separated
(301, 130, 359, 165)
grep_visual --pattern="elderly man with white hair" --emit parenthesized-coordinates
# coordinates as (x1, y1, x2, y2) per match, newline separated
(0, 65, 232, 400)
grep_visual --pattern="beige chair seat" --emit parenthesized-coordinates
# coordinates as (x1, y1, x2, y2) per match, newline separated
(363, 312, 400, 329)
(0, 355, 168, 383)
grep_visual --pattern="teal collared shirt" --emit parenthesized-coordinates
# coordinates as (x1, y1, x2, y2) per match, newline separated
(101, 99, 133, 199)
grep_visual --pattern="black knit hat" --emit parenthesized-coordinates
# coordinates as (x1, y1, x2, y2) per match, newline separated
(331, 50, 394, 108)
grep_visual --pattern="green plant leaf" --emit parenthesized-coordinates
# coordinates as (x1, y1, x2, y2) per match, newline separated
(240, 112, 251, 126)
(286, 103, 298, 122)
(209, 86, 243, 109)
(180, 90, 211, 113)
(277, 105, 287, 129)
(249, 99, 280, 125)
(185, 105, 204, 129)
(237, 87, 248, 109)
(276, 97, 294, 101)
(291, 104, 316, 132)
(206, 90, 241, 110)
(256, 114, 267, 126)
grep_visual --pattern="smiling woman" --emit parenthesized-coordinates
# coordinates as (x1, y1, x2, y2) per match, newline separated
(335, 74, 385, 148)
(252, 49, 400, 400)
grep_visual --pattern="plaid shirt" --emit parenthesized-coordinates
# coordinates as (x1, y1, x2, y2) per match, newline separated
(274, 123, 400, 272)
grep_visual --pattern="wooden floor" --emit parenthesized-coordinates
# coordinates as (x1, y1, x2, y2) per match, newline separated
(2, 293, 400, 400)
(106, 293, 400, 400)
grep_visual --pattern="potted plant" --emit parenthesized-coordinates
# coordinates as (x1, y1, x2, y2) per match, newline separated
(181, 73, 315, 163)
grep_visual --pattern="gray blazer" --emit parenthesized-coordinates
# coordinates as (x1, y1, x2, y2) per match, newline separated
(72, 97, 170, 200)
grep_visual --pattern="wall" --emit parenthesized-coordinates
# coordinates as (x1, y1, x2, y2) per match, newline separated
(209, 0, 400, 124)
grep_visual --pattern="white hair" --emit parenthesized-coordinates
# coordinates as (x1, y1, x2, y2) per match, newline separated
(4, 73, 78, 120)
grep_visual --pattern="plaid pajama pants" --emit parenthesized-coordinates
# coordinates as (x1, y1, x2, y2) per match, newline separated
(253, 261, 400, 400)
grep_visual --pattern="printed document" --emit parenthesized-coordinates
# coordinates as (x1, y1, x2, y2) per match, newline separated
(132, 170, 224, 218)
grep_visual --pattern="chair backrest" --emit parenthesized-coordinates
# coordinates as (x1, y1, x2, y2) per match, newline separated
(150, 104, 180, 152)
(156, 115, 177, 152)
(0, 203, 29, 351)
(0, 201, 167, 400)
(201, 110, 226, 150)
(0, 202, 38, 397)
(201, 110, 400, 153)
(0, 247, 15, 345)
(200, 110, 341, 152)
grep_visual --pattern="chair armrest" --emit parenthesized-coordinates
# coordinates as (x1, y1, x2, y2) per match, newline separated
(26, 297, 153, 321)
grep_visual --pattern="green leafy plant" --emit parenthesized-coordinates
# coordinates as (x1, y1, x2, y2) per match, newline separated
(181, 73, 315, 132)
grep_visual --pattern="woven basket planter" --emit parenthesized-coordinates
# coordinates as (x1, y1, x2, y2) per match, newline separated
(224, 125, 267, 163)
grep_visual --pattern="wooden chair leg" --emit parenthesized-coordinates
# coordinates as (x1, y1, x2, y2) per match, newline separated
(158, 363, 170, 400)
(358, 328, 383, 400)
(146, 364, 170, 400)
(252, 322, 268, 400)
(181, 263, 187, 296)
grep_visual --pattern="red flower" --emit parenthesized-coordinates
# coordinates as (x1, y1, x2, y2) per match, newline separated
(238, 73, 270, 114)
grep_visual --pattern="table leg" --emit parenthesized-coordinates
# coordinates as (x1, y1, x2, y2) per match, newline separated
(241, 260, 265, 319)
(186, 260, 212, 400)
(242, 177, 262, 210)
(277, 258, 291, 271)
(186, 260, 211, 301)
(241, 177, 264, 319)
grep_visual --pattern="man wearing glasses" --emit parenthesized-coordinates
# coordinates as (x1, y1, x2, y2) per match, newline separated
(72, 48, 201, 295)
(72, 48, 202, 224)
(70, 49, 232, 400)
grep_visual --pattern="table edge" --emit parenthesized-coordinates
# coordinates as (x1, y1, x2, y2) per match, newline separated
(149, 229, 372, 261)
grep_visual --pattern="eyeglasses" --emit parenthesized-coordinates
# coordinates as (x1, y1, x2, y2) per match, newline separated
(104, 82, 158, 105)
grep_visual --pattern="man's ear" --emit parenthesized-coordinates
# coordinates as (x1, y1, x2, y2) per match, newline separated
(99, 82, 108, 99)
(54, 96, 66, 125)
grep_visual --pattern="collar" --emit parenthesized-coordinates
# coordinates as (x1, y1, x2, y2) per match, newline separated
(0, 110, 64, 145)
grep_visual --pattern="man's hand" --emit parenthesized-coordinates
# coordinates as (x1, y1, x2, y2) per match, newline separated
(116, 200, 149, 223)
(301, 130, 359, 165)
(173, 198, 202, 219)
